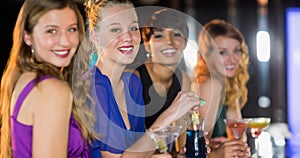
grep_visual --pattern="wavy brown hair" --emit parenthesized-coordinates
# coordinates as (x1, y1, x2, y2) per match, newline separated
(195, 19, 249, 109)
(0, 0, 96, 157)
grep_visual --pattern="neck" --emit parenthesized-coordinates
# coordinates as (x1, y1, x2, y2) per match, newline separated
(148, 62, 177, 83)
(96, 57, 125, 85)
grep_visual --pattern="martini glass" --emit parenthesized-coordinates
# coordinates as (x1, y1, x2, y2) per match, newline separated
(224, 118, 249, 140)
(147, 125, 182, 157)
(248, 117, 271, 157)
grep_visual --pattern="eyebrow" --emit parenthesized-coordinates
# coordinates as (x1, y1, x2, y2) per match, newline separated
(108, 22, 121, 26)
(69, 23, 78, 27)
(107, 20, 138, 27)
(45, 23, 78, 28)
(217, 47, 227, 51)
(153, 28, 182, 33)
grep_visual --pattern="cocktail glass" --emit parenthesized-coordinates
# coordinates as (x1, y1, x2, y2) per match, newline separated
(224, 118, 249, 140)
(248, 117, 271, 157)
(147, 125, 182, 156)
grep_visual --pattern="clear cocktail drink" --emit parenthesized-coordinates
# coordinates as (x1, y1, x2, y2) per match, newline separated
(147, 125, 182, 157)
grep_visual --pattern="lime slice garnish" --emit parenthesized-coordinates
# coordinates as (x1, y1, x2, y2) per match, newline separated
(157, 141, 167, 153)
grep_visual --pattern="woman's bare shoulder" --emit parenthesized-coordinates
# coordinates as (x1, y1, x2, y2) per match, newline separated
(35, 77, 71, 99)
(30, 77, 72, 111)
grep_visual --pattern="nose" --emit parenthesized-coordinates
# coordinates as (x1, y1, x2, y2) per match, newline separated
(121, 31, 133, 43)
(165, 32, 173, 45)
(58, 31, 71, 46)
(228, 53, 238, 63)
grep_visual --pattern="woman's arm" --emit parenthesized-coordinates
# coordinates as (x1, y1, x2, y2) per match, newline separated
(99, 70, 199, 158)
(181, 69, 191, 92)
(175, 70, 192, 150)
(192, 77, 223, 134)
(31, 79, 72, 158)
(151, 91, 200, 128)
(119, 91, 200, 158)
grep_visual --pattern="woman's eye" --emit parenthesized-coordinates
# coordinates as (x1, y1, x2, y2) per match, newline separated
(68, 27, 78, 32)
(129, 27, 139, 31)
(234, 49, 242, 54)
(174, 32, 183, 37)
(153, 34, 163, 38)
(46, 29, 57, 34)
(219, 50, 226, 55)
(111, 28, 121, 33)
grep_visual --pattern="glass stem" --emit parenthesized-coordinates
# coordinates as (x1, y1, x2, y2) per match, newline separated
(254, 137, 259, 157)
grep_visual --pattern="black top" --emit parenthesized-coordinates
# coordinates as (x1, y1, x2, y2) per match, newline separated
(136, 64, 182, 129)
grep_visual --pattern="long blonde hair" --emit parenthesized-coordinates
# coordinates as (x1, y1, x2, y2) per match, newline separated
(0, 0, 96, 157)
(84, 0, 134, 31)
(195, 19, 249, 109)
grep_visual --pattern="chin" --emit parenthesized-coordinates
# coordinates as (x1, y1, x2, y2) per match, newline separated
(119, 59, 135, 65)
(225, 70, 237, 77)
(226, 74, 236, 78)
(55, 62, 71, 68)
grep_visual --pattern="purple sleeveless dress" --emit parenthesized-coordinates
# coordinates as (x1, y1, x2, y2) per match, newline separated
(10, 76, 90, 158)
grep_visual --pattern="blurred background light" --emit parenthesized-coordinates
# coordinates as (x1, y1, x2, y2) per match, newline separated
(286, 7, 300, 151)
(256, 31, 270, 62)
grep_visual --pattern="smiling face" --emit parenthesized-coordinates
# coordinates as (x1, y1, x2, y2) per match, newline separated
(213, 36, 242, 78)
(24, 7, 79, 67)
(91, 5, 140, 66)
(145, 28, 186, 66)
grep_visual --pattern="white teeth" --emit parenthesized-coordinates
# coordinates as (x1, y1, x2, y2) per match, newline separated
(162, 49, 176, 54)
(54, 51, 68, 55)
(225, 65, 235, 69)
(119, 47, 133, 51)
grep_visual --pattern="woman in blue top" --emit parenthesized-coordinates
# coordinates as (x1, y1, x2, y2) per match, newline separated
(83, 0, 201, 157)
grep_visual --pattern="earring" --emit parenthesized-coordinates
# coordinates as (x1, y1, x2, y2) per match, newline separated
(31, 48, 35, 54)
(146, 52, 151, 58)
(89, 52, 98, 67)
(146, 52, 154, 58)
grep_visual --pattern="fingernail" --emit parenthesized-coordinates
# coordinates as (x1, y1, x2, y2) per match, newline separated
(199, 98, 206, 106)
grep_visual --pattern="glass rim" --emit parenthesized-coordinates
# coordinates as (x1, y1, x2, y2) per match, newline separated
(246, 117, 271, 122)
(223, 118, 250, 124)
(146, 124, 183, 132)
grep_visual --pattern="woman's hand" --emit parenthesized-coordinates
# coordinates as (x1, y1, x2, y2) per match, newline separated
(176, 147, 186, 158)
(169, 91, 201, 120)
(209, 139, 250, 158)
(151, 91, 200, 128)
(208, 136, 228, 149)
